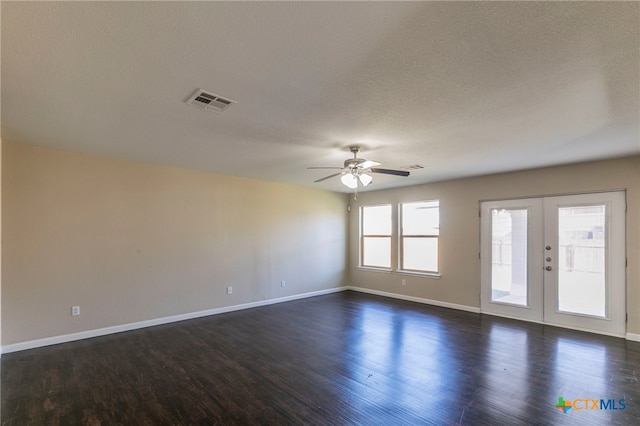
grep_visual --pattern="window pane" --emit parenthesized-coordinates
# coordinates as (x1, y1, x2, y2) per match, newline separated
(363, 237, 391, 268)
(362, 205, 392, 235)
(491, 209, 527, 306)
(557, 205, 606, 317)
(402, 201, 439, 235)
(403, 237, 438, 271)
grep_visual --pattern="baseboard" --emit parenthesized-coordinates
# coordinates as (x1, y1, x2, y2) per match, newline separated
(626, 333, 640, 342)
(3, 286, 637, 354)
(1, 286, 348, 354)
(346, 287, 640, 341)
(346, 286, 481, 313)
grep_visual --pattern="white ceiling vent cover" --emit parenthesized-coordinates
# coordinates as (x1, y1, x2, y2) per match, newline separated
(186, 89, 235, 112)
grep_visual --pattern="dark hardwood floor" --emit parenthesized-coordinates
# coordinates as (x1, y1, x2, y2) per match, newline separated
(2, 290, 640, 425)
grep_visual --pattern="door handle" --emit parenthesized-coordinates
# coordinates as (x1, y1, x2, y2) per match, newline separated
(545, 266, 552, 271)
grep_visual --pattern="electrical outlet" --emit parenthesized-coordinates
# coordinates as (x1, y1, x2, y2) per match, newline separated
(281, 280, 286, 287)
(227, 286, 233, 295)
(71, 306, 80, 316)
(401, 279, 406, 286)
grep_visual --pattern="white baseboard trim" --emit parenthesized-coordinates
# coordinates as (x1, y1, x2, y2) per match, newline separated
(1, 286, 347, 354)
(3, 286, 637, 354)
(626, 333, 640, 342)
(346, 286, 481, 313)
(347, 287, 640, 341)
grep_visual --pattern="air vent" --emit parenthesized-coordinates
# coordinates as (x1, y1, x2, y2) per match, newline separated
(401, 164, 425, 170)
(186, 89, 235, 112)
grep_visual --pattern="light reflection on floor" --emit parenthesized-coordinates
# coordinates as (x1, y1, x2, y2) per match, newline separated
(345, 302, 461, 417)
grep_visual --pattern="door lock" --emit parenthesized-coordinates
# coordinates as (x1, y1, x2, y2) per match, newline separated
(545, 266, 552, 271)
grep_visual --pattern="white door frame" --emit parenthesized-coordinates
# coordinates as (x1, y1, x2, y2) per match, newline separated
(480, 198, 543, 322)
(542, 192, 626, 336)
(480, 191, 626, 337)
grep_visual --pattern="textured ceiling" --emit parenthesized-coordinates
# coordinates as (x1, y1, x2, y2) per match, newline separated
(2, 2, 638, 192)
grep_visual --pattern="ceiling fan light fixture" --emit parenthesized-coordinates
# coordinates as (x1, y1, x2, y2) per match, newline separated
(341, 173, 358, 189)
(359, 173, 372, 187)
(309, 146, 409, 189)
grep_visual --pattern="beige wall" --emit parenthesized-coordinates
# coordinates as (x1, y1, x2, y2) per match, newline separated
(3, 142, 638, 346)
(2, 142, 348, 345)
(348, 156, 640, 335)
(0, 139, 2, 354)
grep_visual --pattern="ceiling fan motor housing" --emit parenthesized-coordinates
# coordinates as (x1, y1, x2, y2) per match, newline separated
(345, 146, 365, 169)
(345, 158, 365, 168)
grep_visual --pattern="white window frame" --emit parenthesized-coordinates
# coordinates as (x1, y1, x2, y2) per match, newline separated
(398, 200, 440, 277)
(359, 204, 393, 271)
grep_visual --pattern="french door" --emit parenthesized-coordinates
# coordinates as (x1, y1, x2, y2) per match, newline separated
(480, 192, 626, 337)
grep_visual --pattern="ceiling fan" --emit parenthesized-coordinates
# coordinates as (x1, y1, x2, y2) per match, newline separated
(308, 146, 410, 189)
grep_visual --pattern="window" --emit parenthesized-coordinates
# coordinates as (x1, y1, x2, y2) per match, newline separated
(360, 201, 440, 275)
(360, 205, 392, 268)
(400, 201, 439, 273)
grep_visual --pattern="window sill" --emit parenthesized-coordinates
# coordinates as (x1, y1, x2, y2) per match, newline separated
(357, 266, 393, 273)
(397, 270, 441, 279)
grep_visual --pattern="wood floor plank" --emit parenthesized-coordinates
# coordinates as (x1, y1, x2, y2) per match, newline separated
(2, 291, 640, 425)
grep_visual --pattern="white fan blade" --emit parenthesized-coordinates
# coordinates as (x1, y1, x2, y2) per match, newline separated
(359, 160, 381, 169)
(314, 172, 343, 183)
(307, 167, 343, 170)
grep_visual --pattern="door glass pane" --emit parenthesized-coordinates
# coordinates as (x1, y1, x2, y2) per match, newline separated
(403, 237, 438, 272)
(557, 205, 606, 317)
(491, 209, 528, 306)
(362, 237, 391, 268)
